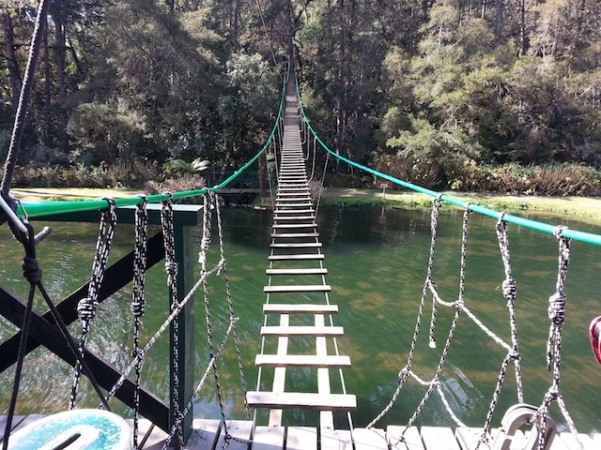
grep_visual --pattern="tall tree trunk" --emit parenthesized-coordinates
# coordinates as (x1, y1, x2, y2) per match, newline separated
(54, 15, 68, 152)
(286, 0, 294, 63)
(231, 0, 241, 51)
(519, 0, 526, 56)
(336, 0, 350, 163)
(2, 13, 22, 114)
(43, 18, 51, 146)
(494, 0, 505, 45)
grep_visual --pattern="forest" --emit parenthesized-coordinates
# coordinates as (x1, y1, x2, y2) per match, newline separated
(1, 0, 601, 195)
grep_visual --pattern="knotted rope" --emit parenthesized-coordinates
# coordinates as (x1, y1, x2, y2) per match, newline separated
(70, 199, 117, 409)
(160, 193, 184, 449)
(131, 197, 148, 450)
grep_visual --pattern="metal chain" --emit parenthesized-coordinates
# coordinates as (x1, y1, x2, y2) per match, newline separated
(160, 194, 184, 449)
(70, 199, 117, 409)
(132, 197, 148, 450)
(214, 193, 250, 418)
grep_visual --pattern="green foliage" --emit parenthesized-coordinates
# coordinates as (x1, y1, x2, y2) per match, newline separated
(164, 158, 210, 176)
(450, 162, 601, 196)
(3, 0, 601, 197)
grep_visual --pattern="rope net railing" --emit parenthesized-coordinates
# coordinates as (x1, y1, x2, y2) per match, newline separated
(295, 76, 593, 449)
(1, 192, 251, 450)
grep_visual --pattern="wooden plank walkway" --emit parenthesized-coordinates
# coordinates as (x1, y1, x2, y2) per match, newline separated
(245, 79, 356, 429)
(1, 416, 598, 449)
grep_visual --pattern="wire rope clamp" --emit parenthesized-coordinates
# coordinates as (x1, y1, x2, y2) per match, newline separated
(589, 316, 601, 365)
(492, 403, 557, 450)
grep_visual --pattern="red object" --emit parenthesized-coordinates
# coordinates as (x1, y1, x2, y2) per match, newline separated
(589, 316, 601, 365)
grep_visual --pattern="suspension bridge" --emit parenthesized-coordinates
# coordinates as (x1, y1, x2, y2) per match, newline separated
(1, 4, 601, 448)
(0, 71, 599, 450)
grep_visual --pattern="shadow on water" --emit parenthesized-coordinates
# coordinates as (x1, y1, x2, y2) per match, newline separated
(0, 205, 600, 433)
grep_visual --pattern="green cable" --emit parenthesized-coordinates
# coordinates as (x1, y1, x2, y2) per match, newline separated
(17, 73, 288, 219)
(294, 77, 601, 247)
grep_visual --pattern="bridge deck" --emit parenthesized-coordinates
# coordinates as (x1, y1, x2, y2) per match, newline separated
(245, 81, 355, 429)
(1, 416, 598, 449)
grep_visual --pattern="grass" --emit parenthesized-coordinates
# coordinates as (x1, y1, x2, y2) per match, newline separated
(321, 188, 601, 225)
(12, 187, 144, 202)
(13, 186, 601, 226)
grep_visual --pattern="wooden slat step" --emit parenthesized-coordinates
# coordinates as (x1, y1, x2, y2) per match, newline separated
(272, 223, 317, 229)
(263, 304, 338, 314)
(271, 233, 319, 238)
(270, 243, 322, 248)
(277, 192, 311, 196)
(275, 199, 312, 204)
(260, 326, 343, 336)
(276, 194, 311, 198)
(266, 268, 327, 275)
(274, 208, 315, 214)
(264, 285, 331, 293)
(274, 215, 316, 221)
(247, 392, 356, 411)
(275, 203, 313, 208)
(268, 254, 325, 261)
(255, 354, 350, 367)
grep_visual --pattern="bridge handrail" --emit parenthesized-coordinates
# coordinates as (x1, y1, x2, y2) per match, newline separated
(294, 77, 601, 247)
(14, 73, 288, 219)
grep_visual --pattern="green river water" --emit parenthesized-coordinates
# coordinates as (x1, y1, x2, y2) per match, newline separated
(1, 205, 600, 434)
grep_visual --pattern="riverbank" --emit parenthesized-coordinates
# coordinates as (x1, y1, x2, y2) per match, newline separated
(12, 186, 601, 226)
(321, 188, 601, 225)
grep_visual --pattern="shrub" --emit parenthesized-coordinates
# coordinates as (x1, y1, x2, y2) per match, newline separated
(449, 162, 601, 196)
(145, 173, 206, 203)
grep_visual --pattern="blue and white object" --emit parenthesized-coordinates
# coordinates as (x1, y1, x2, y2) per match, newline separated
(7, 409, 131, 450)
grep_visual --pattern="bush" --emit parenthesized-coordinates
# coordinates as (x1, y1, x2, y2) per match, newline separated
(372, 152, 440, 188)
(145, 173, 206, 203)
(7, 159, 163, 189)
(449, 162, 601, 196)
